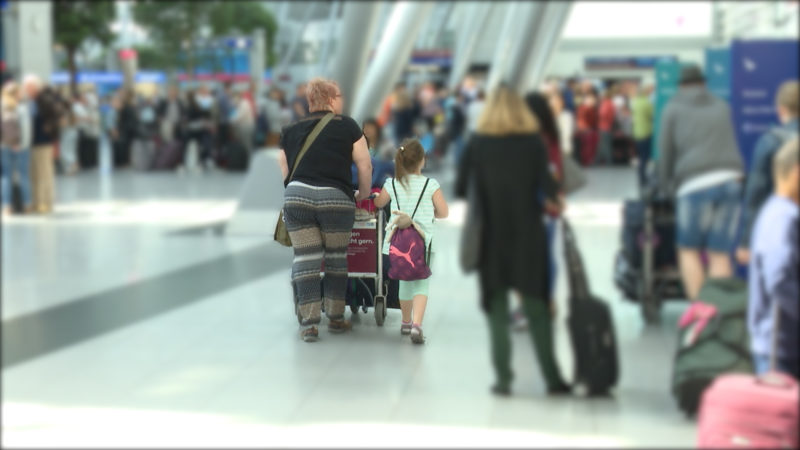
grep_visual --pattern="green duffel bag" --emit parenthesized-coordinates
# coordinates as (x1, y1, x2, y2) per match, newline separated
(671, 278, 754, 417)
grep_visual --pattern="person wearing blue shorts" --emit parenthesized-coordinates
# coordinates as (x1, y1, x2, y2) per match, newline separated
(657, 65, 745, 300)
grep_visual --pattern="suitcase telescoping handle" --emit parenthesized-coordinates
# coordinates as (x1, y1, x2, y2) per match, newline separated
(561, 218, 591, 301)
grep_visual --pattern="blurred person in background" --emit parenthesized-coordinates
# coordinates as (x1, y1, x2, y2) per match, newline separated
(291, 82, 309, 121)
(59, 93, 80, 175)
(1, 81, 33, 215)
(138, 94, 158, 140)
(391, 84, 416, 146)
(22, 74, 66, 214)
(116, 89, 139, 168)
(264, 87, 284, 147)
(656, 65, 743, 301)
(74, 89, 101, 172)
(156, 84, 186, 144)
(362, 117, 395, 161)
(214, 82, 234, 150)
(736, 80, 799, 265)
(419, 81, 440, 132)
(747, 137, 798, 379)
(575, 87, 599, 166)
(445, 88, 468, 166)
(230, 87, 256, 155)
(181, 88, 216, 172)
(466, 88, 486, 135)
(276, 77, 372, 342)
(631, 83, 655, 190)
(548, 90, 574, 158)
(455, 84, 571, 397)
(596, 88, 617, 165)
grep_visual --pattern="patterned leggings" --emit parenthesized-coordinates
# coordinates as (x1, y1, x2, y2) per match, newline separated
(283, 182, 355, 326)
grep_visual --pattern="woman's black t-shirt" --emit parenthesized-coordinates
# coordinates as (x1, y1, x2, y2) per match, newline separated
(280, 110, 363, 198)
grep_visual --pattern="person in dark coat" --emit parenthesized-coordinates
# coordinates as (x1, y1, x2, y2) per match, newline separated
(455, 84, 571, 397)
(116, 89, 139, 167)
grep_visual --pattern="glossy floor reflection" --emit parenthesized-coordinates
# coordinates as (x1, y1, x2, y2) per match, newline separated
(2, 161, 696, 447)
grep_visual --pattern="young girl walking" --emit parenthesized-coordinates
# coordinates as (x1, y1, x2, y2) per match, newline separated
(374, 138, 448, 344)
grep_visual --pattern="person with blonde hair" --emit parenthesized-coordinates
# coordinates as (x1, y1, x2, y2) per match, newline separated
(277, 77, 372, 342)
(455, 84, 571, 396)
(2, 81, 33, 215)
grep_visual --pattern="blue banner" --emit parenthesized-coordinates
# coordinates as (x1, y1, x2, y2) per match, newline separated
(51, 71, 166, 85)
(731, 39, 800, 170)
(705, 47, 731, 102)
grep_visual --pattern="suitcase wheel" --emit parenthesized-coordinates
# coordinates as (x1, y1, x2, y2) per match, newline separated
(374, 295, 386, 326)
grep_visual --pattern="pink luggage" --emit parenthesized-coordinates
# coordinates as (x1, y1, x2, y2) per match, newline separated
(698, 257, 798, 449)
(697, 372, 798, 448)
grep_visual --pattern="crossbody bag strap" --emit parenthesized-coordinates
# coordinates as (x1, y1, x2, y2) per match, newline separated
(287, 112, 334, 182)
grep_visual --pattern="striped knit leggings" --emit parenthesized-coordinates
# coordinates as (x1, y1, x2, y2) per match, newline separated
(283, 182, 355, 326)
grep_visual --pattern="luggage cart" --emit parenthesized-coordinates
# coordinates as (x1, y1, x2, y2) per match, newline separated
(636, 192, 686, 324)
(293, 208, 389, 326)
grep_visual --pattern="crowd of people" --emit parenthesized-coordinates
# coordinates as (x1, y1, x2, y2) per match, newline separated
(0, 75, 321, 216)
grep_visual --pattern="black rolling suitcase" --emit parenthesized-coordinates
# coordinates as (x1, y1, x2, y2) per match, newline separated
(562, 218, 619, 396)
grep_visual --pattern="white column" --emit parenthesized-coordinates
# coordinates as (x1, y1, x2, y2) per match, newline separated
(14, 0, 53, 82)
(447, 2, 494, 90)
(522, 2, 574, 93)
(317, 1, 340, 76)
(485, 2, 525, 93)
(506, 1, 547, 93)
(351, 1, 435, 124)
(329, 1, 381, 116)
(274, 2, 319, 80)
(250, 29, 266, 102)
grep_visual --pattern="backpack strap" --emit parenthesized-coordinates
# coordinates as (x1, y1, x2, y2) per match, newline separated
(392, 178, 400, 211)
(411, 178, 430, 220)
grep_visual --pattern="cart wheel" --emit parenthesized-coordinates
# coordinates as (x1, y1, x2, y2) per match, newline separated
(374, 295, 386, 326)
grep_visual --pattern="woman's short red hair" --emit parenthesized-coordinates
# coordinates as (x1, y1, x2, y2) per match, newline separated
(306, 77, 339, 112)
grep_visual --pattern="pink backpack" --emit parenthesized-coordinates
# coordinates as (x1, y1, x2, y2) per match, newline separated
(388, 178, 432, 281)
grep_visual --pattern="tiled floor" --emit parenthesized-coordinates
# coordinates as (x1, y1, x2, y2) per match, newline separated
(2, 157, 697, 447)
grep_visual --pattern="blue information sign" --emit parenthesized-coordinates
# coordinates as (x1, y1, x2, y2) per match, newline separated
(730, 39, 800, 170)
(705, 47, 731, 102)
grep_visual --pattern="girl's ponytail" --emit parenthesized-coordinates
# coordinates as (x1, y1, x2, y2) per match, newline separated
(394, 138, 425, 188)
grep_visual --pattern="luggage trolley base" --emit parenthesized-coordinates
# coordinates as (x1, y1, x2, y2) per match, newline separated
(292, 210, 387, 327)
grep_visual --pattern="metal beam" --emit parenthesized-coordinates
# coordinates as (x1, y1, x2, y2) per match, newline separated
(317, 0, 341, 76)
(506, 1, 548, 93)
(351, 1, 436, 124)
(329, 2, 381, 116)
(274, 1, 320, 79)
(447, 2, 494, 90)
(522, 2, 573, 93)
(486, 2, 527, 93)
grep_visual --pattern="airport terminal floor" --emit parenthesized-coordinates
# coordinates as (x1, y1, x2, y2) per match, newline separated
(2, 153, 696, 447)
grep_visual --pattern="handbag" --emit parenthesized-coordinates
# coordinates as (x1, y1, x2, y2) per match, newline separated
(274, 112, 335, 247)
(460, 176, 482, 272)
(562, 154, 587, 195)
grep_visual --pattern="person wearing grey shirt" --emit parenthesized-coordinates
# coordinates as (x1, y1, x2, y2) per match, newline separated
(656, 65, 744, 301)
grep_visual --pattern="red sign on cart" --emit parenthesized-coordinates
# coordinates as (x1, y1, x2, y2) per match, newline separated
(347, 227, 378, 274)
